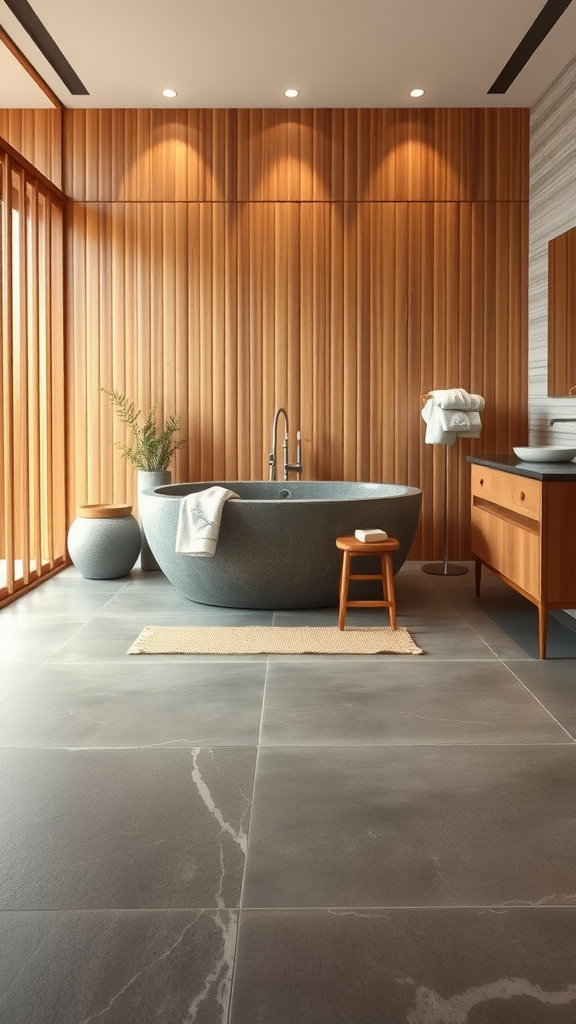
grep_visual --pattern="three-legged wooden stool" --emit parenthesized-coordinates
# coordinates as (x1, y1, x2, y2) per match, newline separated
(335, 535, 400, 630)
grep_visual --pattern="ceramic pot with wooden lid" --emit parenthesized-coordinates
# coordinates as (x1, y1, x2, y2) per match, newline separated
(67, 504, 141, 579)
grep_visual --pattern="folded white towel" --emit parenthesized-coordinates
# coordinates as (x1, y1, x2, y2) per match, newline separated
(422, 402, 483, 444)
(428, 388, 485, 412)
(455, 410, 482, 436)
(440, 410, 472, 430)
(176, 486, 240, 557)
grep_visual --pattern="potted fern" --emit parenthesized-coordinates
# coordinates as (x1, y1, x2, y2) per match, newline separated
(101, 388, 186, 570)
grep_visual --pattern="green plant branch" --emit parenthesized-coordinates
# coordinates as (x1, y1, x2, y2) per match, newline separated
(101, 388, 186, 471)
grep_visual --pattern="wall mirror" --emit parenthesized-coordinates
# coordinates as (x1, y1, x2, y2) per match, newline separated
(548, 224, 576, 397)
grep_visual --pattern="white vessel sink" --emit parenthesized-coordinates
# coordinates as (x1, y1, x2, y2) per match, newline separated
(513, 446, 576, 463)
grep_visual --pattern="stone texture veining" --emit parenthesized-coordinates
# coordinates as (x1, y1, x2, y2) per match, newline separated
(400, 976, 576, 1024)
(184, 749, 251, 1021)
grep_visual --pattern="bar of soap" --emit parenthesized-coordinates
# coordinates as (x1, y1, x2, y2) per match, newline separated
(354, 528, 388, 543)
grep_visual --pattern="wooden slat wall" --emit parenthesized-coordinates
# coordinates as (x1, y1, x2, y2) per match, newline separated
(64, 108, 529, 560)
(0, 108, 62, 188)
(64, 108, 527, 203)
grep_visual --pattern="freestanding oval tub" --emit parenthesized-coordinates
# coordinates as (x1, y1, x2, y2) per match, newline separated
(139, 481, 422, 609)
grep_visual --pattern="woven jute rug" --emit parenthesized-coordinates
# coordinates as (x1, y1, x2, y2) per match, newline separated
(128, 625, 423, 656)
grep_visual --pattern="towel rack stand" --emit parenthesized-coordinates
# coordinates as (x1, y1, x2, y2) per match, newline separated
(422, 442, 468, 577)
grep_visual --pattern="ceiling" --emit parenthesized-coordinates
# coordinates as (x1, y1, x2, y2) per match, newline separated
(1, 0, 576, 109)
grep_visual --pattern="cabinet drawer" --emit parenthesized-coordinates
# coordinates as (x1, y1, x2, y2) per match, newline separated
(471, 507, 540, 598)
(471, 465, 541, 521)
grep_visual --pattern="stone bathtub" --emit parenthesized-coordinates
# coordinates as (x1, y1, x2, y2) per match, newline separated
(139, 481, 422, 609)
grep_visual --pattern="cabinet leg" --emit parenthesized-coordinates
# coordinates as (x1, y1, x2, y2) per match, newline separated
(474, 557, 482, 597)
(538, 604, 548, 660)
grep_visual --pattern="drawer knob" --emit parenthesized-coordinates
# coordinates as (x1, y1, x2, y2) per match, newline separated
(520, 491, 526, 501)
(479, 478, 484, 486)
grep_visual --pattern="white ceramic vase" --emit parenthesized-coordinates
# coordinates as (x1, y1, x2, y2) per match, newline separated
(138, 470, 171, 570)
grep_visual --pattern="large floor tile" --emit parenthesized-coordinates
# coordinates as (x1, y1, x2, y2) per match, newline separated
(0, 588, 125, 617)
(460, 611, 536, 660)
(475, 607, 576, 660)
(0, 662, 266, 747)
(0, 909, 236, 1024)
(441, 584, 534, 615)
(242, 745, 576, 908)
(260, 660, 569, 746)
(0, 663, 41, 699)
(396, 614, 499, 659)
(230, 907, 576, 1024)
(101, 585, 207, 616)
(0, 747, 255, 910)
(0, 615, 91, 663)
(47, 614, 271, 663)
(392, 581, 456, 615)
(503, 660, 576, 739)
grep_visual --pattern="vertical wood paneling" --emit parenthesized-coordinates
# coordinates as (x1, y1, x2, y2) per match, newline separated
(0, 108, 62, 188)
(63, 109, 528, 205)
(64, 108, 528, 560)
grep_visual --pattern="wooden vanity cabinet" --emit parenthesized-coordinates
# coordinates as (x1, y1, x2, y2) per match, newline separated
(470, 463, 576, 658)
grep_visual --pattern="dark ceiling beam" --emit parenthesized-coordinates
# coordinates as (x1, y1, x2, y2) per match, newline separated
(0, 23, 61, 107)
(2, 0, 88, 94)
(488, 0, 575, 93)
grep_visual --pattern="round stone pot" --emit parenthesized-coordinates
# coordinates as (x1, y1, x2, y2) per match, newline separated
(67, 504, 141, 579)
(138, 470, 171, 570)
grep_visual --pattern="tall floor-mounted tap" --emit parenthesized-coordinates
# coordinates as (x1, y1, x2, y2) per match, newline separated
(269, 407, 302, 481)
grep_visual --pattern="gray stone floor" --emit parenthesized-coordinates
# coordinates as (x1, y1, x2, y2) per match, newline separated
(1, 562, 576, 1023)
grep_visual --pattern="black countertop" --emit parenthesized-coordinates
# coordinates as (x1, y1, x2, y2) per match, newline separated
(467, 453, 576, 481)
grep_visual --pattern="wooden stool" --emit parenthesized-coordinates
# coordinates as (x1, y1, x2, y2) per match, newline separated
(336, 535, 400, 630)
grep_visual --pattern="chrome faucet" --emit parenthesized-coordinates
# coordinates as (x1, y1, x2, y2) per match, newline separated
(269, 407, 302, 481)
(550, 418, 576, 426)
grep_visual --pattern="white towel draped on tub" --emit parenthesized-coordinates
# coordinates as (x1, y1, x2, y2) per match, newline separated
(176, 486, 240, 556)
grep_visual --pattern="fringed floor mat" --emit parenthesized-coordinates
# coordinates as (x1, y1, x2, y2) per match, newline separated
(128, 625, 423, 656)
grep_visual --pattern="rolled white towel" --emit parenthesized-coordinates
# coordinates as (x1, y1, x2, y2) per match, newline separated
(429, 388, 485, 411)
(176, 486, 240, 556)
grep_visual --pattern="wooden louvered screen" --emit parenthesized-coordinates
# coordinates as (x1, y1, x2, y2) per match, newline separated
(0, 142, 67, 607)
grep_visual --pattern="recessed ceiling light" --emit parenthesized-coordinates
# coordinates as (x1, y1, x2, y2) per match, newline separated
(284, 88, 299, 98)
(162, 88, 178, 98)
(409, 88, 425, 98)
